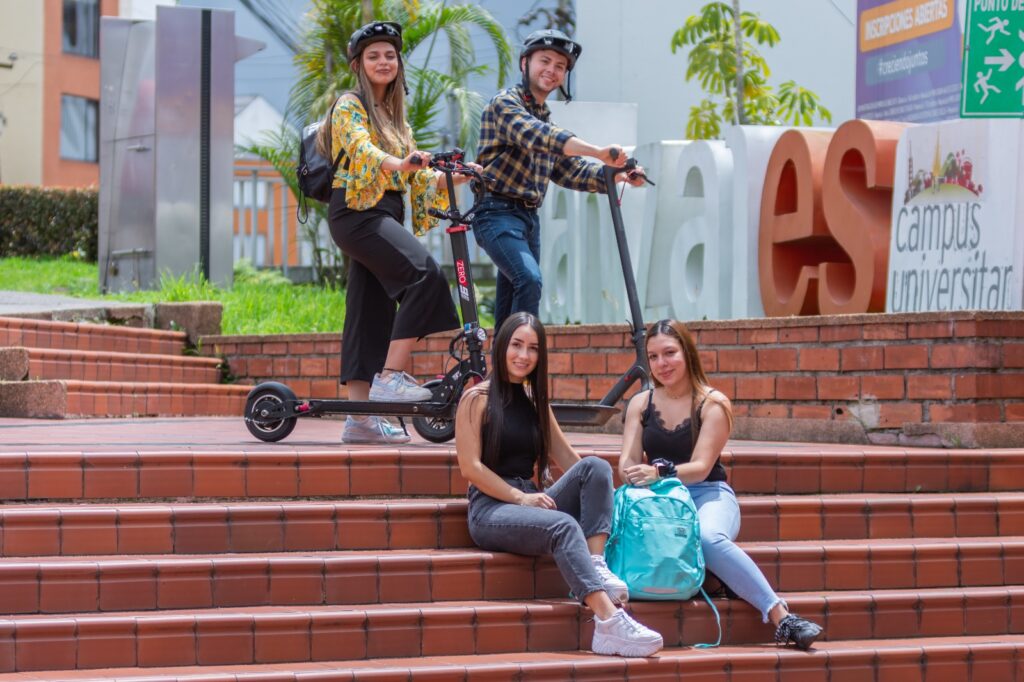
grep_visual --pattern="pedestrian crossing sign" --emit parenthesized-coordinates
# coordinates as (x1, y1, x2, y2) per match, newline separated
(962, 2, 1024, 117)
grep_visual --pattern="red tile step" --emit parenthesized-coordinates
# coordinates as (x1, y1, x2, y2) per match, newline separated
(0, 316, 186, 356)
(0, 586, 1021, 672)
(3, 448, 1024, 500)
(1, 493, 1022, 558)
(0, 347, 221, 384)
(0, 534, 1020, 613)
(0, 500, 473, 556)
(0, 634, 1019, 681)
(0, 381, 250, 418)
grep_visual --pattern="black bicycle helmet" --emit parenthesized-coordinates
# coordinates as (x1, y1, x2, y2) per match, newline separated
(347, 20, 403, 64)
(519, 29, 582, 102)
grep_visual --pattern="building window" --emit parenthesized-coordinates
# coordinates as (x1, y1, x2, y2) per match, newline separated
(60, 95, 99, 162)
(63, 0, 100, 58)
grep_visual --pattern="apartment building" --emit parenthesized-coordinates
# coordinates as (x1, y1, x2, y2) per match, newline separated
(0, 0, 169, 187)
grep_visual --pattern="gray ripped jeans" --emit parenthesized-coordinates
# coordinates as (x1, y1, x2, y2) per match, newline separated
(467, 457, 614, 601)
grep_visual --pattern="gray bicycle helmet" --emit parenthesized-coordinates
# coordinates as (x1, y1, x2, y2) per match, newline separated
(347, 20, 403, 64)
(519, 29, 582, 102)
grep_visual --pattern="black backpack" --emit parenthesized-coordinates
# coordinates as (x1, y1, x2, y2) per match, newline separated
(296, 97, 347, 223)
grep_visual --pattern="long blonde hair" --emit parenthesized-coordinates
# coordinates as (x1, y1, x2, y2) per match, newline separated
(316, 49, 413, 161)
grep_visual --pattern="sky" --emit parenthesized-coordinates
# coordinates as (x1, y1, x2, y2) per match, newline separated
(176, 0, 539, 117)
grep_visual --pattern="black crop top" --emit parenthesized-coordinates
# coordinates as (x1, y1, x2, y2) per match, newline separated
(640, 390, 728, 483)
(481, 383, 542, 479)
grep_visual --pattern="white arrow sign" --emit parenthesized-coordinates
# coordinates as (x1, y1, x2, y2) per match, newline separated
(985, 48, 1016, 71)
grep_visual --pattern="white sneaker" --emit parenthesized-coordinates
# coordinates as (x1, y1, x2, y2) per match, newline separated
(592, 609, 664, 658)
(342, 415, 411, 444)
(592, 554, 629, 604)
(368, 371, 433, 402)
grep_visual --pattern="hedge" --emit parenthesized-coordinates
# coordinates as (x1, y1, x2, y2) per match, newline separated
(0, 186, 98, 261)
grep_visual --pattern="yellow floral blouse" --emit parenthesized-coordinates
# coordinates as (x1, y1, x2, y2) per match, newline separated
(330, 96, 449, 236)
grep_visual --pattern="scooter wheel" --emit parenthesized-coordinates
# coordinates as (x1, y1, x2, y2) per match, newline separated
(412, 379, 456, 443)
(244, 382, 298, 442)
(412, 414, 456, 443)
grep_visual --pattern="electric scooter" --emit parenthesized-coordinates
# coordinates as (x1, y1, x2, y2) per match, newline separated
(550, 151, 656, 428)
(243, 150, 655, 442)
(244, 149, 488, 443)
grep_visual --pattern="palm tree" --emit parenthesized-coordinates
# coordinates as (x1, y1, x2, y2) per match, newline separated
(261, 0, 513, 150)
(238, 0, 513, 283)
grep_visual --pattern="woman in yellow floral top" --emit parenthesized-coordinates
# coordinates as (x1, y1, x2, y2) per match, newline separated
(318, 21, 477, 445)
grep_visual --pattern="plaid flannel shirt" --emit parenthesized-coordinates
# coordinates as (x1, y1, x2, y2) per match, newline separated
(476, 85, 606, 208)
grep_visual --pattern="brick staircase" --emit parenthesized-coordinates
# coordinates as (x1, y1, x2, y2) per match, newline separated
(0, 443, 1020, 680)
(0, 316, 249, 418)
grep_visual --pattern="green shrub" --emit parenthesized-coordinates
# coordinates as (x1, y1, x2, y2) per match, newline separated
(0, 186, 98, 261)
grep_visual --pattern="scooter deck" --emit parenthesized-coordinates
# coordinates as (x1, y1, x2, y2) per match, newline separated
(299, 399, 454, 419)
(551, 402, 620, 426)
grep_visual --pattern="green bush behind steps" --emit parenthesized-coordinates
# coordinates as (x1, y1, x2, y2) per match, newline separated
(0, 187, 98, 261)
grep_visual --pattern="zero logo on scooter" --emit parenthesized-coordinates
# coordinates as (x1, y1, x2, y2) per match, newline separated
(456, 259, 470, 301)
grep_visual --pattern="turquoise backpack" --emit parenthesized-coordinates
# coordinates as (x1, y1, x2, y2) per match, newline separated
(605, 477, 721, 646)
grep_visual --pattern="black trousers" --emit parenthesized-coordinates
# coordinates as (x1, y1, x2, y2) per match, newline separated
(328, 189, 460, 384)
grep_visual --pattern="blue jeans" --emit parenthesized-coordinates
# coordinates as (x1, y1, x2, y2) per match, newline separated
(466, 457, 614, 601)
(472, 197, 542, 329)
(689, 480, 786, 623)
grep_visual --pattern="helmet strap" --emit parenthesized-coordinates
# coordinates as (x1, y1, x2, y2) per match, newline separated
(521, 60, 534, 103)
(559, 70, 573, 103)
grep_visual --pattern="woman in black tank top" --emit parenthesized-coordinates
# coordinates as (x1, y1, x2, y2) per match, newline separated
(619, 319, 823, 651)
(454, 313, 663, 658)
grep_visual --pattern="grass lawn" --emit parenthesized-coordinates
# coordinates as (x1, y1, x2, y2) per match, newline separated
(0, 256, 346, 336)
(0, 256, 494, 336)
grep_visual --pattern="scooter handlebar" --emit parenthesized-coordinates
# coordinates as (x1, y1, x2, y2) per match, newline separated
(604, 157, 656, 186)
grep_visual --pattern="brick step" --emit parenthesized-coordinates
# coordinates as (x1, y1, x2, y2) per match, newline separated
(2, 492, 1023, 558)
(4, 447, 1023, 501)
(0, 347, 221, 384)
(0, 634, 1018, 681)
(0, 536, 1021, 614)
(0, 316, 185, 356)
(0, 587, 1021, 673)
(0, 381, 250, 418)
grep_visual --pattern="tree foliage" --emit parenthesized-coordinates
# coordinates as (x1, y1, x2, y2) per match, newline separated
(670, 2, 832, 139)
(290, 0, 512, 151)
(238, 0, 513, 285)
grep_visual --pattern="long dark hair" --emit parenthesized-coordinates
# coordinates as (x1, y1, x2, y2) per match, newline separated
(646, 319, 733, 442)
(482, 312, 551, 483)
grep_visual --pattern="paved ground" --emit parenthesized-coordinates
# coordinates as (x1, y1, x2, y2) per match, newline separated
(0, 415, 856, 453)
(0, 290, 140, 317)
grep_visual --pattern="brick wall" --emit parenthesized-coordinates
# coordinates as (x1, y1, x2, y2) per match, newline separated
(202, 311, 1024, 448)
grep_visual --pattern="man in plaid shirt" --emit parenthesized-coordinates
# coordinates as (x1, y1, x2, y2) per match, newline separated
(474, 29, 644, 329)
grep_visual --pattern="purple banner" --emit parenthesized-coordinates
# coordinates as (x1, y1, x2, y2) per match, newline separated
(856, 0, 964, 123)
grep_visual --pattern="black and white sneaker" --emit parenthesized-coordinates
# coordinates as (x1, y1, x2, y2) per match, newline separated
(774, 614, 823, 650)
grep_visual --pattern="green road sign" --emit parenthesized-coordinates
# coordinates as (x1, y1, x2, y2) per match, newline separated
(961, 2, 1024, 117)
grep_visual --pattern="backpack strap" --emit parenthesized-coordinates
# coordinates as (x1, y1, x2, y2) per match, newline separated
(326, 97, 344, 171)
(692, 587, 723, 648)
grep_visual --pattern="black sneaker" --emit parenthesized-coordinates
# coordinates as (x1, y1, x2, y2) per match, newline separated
(774, 614, 823, 650)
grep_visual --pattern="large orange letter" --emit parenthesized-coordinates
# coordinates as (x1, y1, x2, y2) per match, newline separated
(820, 120, 907, 314)
(758, 130, 834, 316)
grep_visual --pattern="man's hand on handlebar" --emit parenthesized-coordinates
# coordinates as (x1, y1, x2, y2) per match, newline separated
(451, 162, 484, 186)
(596, 145, 627, 167)
(617, 165, 648, 187)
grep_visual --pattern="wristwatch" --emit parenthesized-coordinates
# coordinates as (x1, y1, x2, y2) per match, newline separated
(652, 458, 677, 478)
